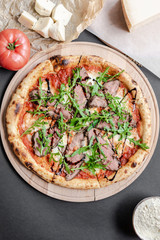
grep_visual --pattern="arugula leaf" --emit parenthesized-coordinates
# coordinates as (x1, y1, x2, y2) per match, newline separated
(96, 67, 110, 84)
(35, 125, 53, 156)
(63, 160, 70, 174)
(128, 138, 149, 150)
(87, 119, 99, 131)
(49, 152, 58, 162)
(70, 146, 89, 157)
(21, 116, 48, 136)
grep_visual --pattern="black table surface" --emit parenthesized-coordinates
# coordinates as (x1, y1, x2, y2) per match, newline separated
(0, 30, 160, 240)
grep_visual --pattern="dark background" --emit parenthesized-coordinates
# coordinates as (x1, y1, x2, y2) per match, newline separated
(0, 30, 160, 240)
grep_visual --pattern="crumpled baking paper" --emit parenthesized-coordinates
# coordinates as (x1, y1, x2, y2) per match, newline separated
(0, 0, 104, 56)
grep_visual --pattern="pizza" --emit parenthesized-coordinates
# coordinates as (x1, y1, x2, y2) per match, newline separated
(6, 55, 151, 189)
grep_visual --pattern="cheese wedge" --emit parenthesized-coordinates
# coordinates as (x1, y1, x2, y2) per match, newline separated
(49, 21, 65, 41)
(52, 4, 72, 26)
(121, 0, 160, 31)
(18, 11, 37, 29)
(35, 0, 56, 16)
(33, 17, 53, 38)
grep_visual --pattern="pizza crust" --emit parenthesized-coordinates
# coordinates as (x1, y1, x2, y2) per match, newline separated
(8, 137, 54, 182)
(53, 175, 100, 189)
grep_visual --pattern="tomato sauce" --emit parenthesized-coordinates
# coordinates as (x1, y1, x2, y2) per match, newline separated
(43, 67, 73, 90)
(121, 146, 137, 166)
(82, 64, 102, 72)
(76, 170, 96, 179)
(18, 101, 34, 135)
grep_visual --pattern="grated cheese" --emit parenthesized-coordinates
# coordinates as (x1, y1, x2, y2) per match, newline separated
(133, 198, 160, 240)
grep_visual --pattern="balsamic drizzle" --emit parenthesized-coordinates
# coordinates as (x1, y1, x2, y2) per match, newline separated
(45, 78, 51, 94)
(120, 87, 137, 112)
(105, 170, 118, 181)
(77, 55, 82, 66)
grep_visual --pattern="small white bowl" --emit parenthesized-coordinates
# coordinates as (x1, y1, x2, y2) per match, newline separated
(132, 196, 160, 240)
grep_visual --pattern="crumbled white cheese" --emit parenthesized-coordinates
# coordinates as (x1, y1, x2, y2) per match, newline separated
(133, 198, 160, 240)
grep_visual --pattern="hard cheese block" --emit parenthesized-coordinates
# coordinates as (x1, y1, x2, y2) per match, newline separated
(49, 21, 65, 41)
(35, 0, 56, 16)
(18, 11, 37, 29)
(52, 4, 72, 26)
(33, 17, 53, 38)
(121, 0, 160, 31)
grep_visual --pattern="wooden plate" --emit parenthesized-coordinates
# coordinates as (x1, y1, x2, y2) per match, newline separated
(1, 42, 159, 202)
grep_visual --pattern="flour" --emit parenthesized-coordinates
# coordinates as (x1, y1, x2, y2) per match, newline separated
(133, 198, 160, 240)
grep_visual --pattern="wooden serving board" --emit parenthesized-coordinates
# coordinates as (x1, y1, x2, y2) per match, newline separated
(0, 42, 159, 202)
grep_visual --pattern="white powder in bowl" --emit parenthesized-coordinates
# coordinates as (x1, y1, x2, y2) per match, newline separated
(133, 197, 160, 240)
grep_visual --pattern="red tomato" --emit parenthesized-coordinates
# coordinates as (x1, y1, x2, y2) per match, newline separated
(0, 29, 30, 71)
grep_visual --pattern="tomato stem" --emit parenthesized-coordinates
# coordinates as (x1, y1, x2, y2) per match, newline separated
(6, 38, 22, 50)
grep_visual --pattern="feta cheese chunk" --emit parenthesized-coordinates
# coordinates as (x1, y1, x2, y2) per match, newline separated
(35, 0, 56, 16)
(52, 4, 72, 26)
(49, 21, 65, 41)
(33, 17, 53, 38)
(18, 11, 37, 29)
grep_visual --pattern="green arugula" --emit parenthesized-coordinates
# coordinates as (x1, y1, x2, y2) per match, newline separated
(128, 138, 149, 150)
(21, 116, 48, 136)
(36, 125, 52, 156)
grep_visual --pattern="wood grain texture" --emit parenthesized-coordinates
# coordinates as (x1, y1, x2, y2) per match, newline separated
(0, 42, 159, 202)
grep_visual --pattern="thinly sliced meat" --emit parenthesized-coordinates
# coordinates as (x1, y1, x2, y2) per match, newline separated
(58, 105, 72, 120)
(112, 113, 136, 129)
(29, 89, 39, 101)
(74, 85, 87, 109)
(41, 104, 72, 120)
(49, 126, 60, 148)
(29, 89, 53, 106)
(97, 135, 120, 171)
(66, 132, 84, 163)
(97, 121, 110, 130)
(47, 100, 56, 107)
(40, 107, 59, 119)
(80, 67, 89, 80)
(65, 161, 83, 181)
(129, 118, 137, 128)
(87, 129, 95, 141)
(32, 131, 50, 157)
(89, 96, 107, 108)
(103, 80, 120, 96)
(81, 80, 91, 100)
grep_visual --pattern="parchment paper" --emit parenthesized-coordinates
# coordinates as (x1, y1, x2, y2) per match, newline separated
(0, 0, 104, 56)
(87, 0, 160, 78)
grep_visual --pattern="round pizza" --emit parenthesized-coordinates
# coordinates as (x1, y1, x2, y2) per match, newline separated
(6, 55, 151, 189)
